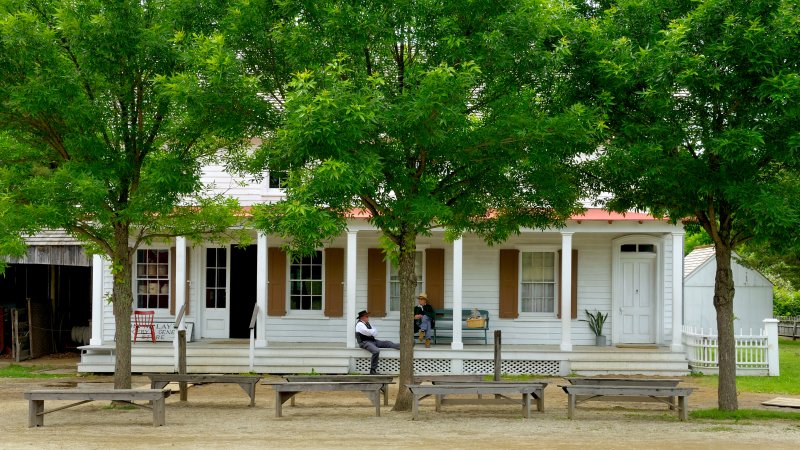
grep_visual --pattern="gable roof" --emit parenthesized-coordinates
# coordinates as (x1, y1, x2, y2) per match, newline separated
(684, 245, 716, 278)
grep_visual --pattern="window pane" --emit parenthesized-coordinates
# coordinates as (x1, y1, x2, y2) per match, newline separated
(621, 244, 636, 252)
(289, 251, 323, 310)
(639, 244, 655, 253)
(206, 290, 215, 308)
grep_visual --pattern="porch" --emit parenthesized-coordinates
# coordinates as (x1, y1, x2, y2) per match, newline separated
(78, 340, 689, 377)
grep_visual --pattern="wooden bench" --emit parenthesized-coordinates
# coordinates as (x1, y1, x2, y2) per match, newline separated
(560, 384, 694, 421)
(283, 375, 394, 405)
(264, 381, 390, 417)
(432, 308, 490, 344)
(146, 374, 262, 406)
(24, 388, 170, 427)
(406, 382, 547, 420)
(565, 377, 682, 410)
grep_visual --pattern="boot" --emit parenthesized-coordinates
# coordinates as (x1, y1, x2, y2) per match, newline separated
(425, 339, 431, 348)
(418, 330, 425, 342)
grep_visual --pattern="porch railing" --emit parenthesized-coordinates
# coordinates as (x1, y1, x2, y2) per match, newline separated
(682, 318, 779, 376)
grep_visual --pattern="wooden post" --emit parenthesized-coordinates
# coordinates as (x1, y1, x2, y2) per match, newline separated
(493, 330, 502, 381)
(178, 329, 187, 401)
(793, 319, 798, 341)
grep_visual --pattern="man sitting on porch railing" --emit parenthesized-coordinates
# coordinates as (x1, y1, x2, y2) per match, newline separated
(355, 310, 399, 375)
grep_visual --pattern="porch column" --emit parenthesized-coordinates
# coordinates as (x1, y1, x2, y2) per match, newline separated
(346, 230, 358, 349)
(256, 232, 268, 347)
(560, 232, 573, 351)
(174, 237, 187, 371)
(451, 237, 464, 350)
(671, 231, 685, 351)
(89, 254, 104, 345)
(175, 237, 187, 330)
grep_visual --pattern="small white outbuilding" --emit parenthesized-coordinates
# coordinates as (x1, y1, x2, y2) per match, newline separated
(683, 246, 774, 333)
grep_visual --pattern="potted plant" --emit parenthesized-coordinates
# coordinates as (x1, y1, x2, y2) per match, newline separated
(581, 309, 608, 346)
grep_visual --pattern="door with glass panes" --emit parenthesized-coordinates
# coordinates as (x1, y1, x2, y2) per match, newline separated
(202, 247, 229, 338)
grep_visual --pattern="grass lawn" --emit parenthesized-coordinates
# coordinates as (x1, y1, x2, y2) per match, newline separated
(0, 364, 72, 379)
(692, 337, 800, 395)
(690, 338, 800, 420)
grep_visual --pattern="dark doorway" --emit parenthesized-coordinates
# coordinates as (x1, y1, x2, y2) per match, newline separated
(0, 264, 91, 355)
(229, 245, 257, 338)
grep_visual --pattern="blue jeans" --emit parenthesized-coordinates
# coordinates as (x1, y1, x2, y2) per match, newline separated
(418, 316, 433, 336)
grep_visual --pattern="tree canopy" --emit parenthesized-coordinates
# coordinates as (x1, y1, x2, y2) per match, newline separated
(586, 0, 800, 410)
(0, 0, 270, 388)
(231, 0, 602, 409)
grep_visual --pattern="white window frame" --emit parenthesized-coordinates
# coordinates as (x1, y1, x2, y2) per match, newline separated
(134, 248, 171, 314)
(518, 246, 560, 316)
(387, 248, 427, 314)
(286, 250, 325, 315)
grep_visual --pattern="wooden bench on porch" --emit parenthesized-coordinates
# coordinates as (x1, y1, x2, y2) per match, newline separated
(431, 309, 490, 344)
(145, 374, 261, 406)
(405, 381, 547, 420)
(24, 388, 170, 427)
(283, 375, 394, 405)
(264, 381, 391, 417)
(560, 384, 694, 421)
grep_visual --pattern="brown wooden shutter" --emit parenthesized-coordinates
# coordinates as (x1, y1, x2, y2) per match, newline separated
(557, 249, 578, 319)
(498, 249, 519, 319)
(425, 248, 445, 309)
(267, 247, 287, 316)
(367, 248, 387, 317)
(169, 247, 191, 315)
(324, 248, 344, 317)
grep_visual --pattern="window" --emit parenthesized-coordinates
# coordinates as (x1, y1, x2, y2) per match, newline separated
(136, 249, 169, 309)
(389, 252, 424, 311)
(621, 243, 656, 253)
(289, 251, 323, 310)
(521, 252, 556, 313)
(268, 170, 287, 189)
(206, 248, 227, 308)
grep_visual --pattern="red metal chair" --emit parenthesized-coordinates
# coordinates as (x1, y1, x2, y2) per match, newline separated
(133, 310, 156, 343)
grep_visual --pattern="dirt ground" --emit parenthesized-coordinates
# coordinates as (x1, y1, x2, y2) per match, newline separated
(1, 355, 799, 449)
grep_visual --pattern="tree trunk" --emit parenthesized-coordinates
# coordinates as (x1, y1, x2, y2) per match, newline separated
(713, 242, 738, 411)
(111, 225, 134, 390)
(392, 234, 417, 412)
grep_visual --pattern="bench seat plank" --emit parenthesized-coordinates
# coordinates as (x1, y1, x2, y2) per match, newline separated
(145, 374, 261, 406)
(283, 375, 393, 406)
(24, 389, 170, 427)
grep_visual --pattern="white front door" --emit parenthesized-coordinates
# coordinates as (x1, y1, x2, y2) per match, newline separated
(202, 247, 229, 338)
(620, 257, 656, 343)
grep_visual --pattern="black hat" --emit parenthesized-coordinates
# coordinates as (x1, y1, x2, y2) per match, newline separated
(357, 310, 369, 319)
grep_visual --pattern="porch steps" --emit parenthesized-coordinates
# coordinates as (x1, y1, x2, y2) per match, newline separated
(569, 351, 689, 376)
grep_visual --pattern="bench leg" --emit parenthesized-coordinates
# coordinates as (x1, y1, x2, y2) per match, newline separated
(435, 394, 443, 412)
(359, 390, 381, 417)
(678, 395, 688, 421)
(412, 394, 420, 421)
(567, 394, 576, 419)
(152, 397, 166, 426)
(28, 400, 44, 427)
(522, 393, 531, 419)
(536, 390, 544, 412)
(238, 382, 256, 407)
(382, 384, 389, 406)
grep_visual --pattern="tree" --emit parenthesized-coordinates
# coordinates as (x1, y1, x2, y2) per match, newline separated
(231, 0, 601, 410)
(0, 0, 269, 388)
(587, 0, 800, 410)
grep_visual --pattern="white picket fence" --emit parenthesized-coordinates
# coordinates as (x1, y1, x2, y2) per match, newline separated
(682, 319, 780, 376)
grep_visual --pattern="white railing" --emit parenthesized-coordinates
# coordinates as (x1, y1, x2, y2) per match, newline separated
(682, 319, 779, 376)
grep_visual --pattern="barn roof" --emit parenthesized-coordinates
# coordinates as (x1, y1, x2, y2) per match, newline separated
(684, 245, 716, 278)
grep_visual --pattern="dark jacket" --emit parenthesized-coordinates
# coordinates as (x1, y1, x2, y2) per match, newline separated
(413, 304, 436, 332)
